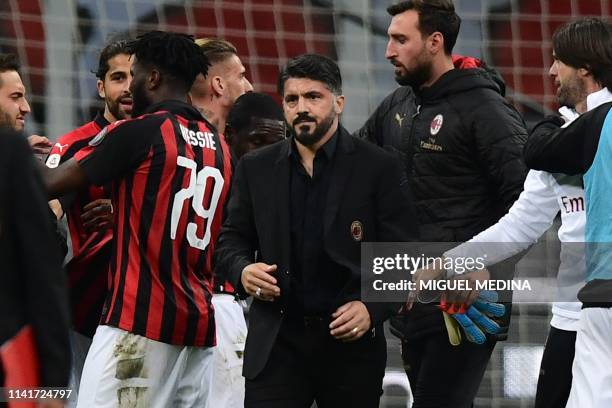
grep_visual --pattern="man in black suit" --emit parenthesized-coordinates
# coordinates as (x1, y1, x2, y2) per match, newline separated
(214, 53, 418, 408)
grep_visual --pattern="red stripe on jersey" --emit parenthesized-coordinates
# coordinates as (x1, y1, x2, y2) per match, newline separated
(145, 119, 178, 340)
(117, 148, 153, 331)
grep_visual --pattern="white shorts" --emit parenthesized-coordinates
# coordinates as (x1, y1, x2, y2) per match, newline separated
(67, 330, 92, 408)
(566, 308, 612, 408)
(77, 325, 213, 408)
(209, 294, 247, 408)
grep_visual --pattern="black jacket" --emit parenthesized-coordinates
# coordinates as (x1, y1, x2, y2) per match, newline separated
(214, 126, 418, 378)
(357, 68, 528, 339)
(0, 129, 70, 387)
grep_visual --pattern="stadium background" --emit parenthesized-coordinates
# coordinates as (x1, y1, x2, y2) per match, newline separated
(1, 0, 605, 406)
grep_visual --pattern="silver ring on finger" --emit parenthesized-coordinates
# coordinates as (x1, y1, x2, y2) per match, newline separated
(352, 327, 359, 335)
(255, 287, 262, 297)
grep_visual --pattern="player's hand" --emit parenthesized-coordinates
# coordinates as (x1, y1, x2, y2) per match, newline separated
(441, 290, 505, 345)
(241, 263, 280, 301)
(38, 399, 65, 408)
(28, 135, 53, 155)
(408, 258, 446, 308)
(81, 199, 113, 231)
(329, 301, 371, 342)
(443, 267, 491, 309)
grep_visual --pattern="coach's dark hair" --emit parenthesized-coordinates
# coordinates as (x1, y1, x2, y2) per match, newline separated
(227, 92, 284, 133)
(277, 54, 342, 95)
(553, 18, 612, 91)
(196, 38, 238, 65)
(387, 0, 461, 55)
(127, 31, 210, 92)
(95, 38, 131, 80)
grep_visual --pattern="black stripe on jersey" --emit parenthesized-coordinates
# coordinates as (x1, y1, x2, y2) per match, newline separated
(62, 139, 91, 163)
(132, 141, 166, 336)
(107, 171, 135, 325)
(157, 119, 186, 343)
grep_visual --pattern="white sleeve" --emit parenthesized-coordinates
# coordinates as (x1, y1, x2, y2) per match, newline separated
(445, 170, 559, 269)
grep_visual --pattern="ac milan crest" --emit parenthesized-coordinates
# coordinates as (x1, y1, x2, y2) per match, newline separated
(351, 221, 364, 242)
(430, 114, 444, 136)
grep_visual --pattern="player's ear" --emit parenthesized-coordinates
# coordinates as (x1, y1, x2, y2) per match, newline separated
(428, 31, 444, 55)
(334, 94, 345, 115)
(212, 76, 224, 96)
(148, 69, 161, 90)
(97, 79, 105, 98)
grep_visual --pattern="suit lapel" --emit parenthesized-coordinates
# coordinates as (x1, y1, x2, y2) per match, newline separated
(324, 128, 355, 237)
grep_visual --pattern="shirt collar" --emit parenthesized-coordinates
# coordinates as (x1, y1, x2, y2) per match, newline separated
(587, 88, 612, 111)
(144, 99, 206, 122)
(93, 111, 110, 129)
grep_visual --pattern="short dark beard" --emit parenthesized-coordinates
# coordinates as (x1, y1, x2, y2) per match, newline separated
(292, 110, 336, 146)
(396, 59, 433, 89)
(0, 111, 15, 130)
(557, 76, 587, 109)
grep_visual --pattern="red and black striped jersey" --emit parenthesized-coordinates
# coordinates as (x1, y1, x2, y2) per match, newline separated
(46, 113, 112, 337)
(75, 100, 233, 347)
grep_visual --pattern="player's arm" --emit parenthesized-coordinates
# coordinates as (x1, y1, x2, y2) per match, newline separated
(471, 97, 529, 212)
(523, 103, 611, 174)
(42, 118, 157, 199)
(39, 157, 88, 199)
(445, 170, 559, 267)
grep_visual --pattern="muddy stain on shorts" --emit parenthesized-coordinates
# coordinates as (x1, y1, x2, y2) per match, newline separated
(117, 387, 147, 408)
(113, 332, 148, 380)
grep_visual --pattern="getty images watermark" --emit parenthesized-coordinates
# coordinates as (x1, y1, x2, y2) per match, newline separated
(360, 242, 584, 303)
(371, 253, 531, 292)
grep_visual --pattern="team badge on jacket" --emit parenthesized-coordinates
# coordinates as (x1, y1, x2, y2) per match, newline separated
(351, 221, 364, 242)
(430, 114, 444, 135)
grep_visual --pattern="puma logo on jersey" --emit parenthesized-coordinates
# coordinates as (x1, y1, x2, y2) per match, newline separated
(54, 143, 69, 153)
(395, 113, 406, 127)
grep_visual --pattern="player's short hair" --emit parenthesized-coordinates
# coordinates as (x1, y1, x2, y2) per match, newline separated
(0, 54, 21, 88)
(387, 0, 461, 55)
(127, 31, 210, 92)
(95, 37, 131, 80)
(227, 92, 284, 133)
(277, 53, 342, 96)
(553, 18, 612, 91)
(195, 38, 238, 65)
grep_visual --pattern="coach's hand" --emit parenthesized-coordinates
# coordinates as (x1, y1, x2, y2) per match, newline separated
(330, 301, 371, 342)
(81, 198, 113, 231)
(241, 263, 280, 301)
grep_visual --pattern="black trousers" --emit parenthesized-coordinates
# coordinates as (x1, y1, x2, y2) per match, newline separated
(245, 317, 387, 408)
(535, 326, 576, 408)
(401, 330, 496, 408)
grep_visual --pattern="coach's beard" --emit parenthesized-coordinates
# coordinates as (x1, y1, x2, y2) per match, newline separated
(292, 111, 336, 147)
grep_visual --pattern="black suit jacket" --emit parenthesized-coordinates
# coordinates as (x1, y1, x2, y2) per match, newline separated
(214, 126, 418, 379)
